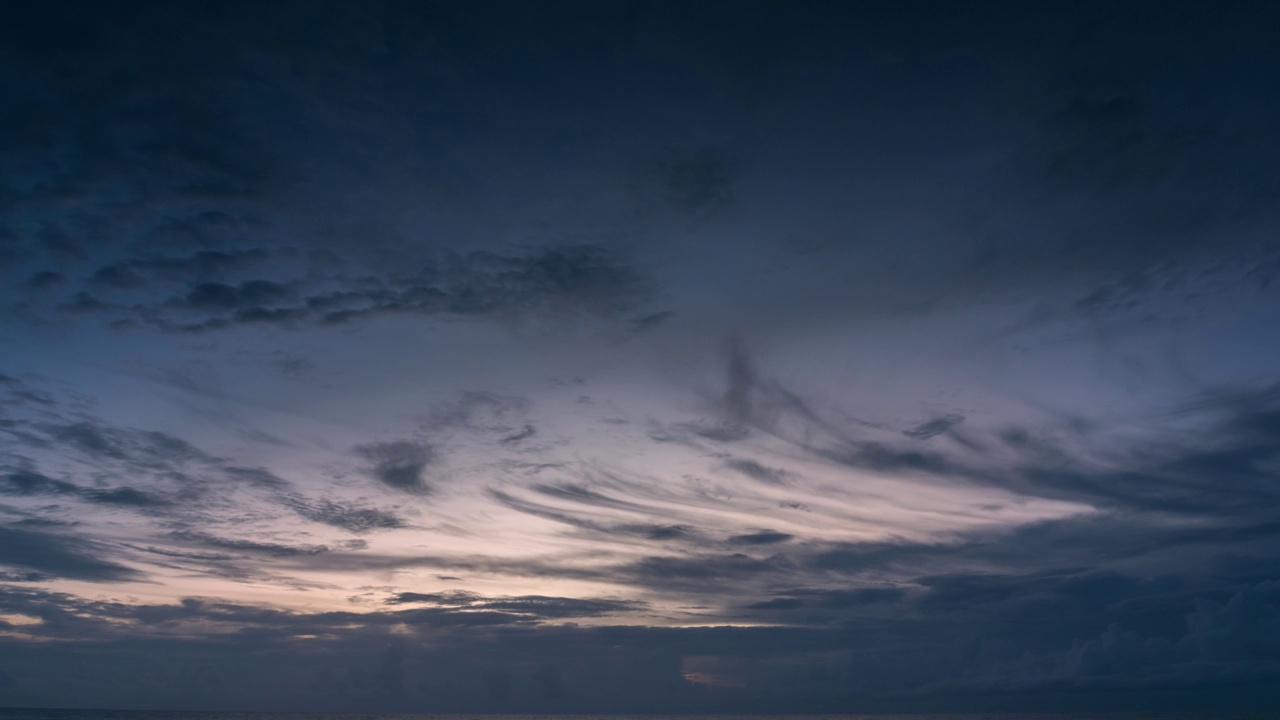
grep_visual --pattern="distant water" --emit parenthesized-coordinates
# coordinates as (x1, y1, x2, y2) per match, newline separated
(1, 711, 1276, 720)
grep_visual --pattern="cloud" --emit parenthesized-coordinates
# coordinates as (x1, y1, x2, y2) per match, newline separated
(125, 545, 238, 562)
(710, 340, 1280, 526)
(0, 570, 49, 582)
(222, 466, 290, 489)
(0, 470, 80, 497)
(487, 488, 683, 542)
(920, 581, 1280, 694)
(22, 271, 64, 291)
(0, 381, 299, 526)
(618, 553, 788, 592)
(688, 421, 750, 442)
(426, 391, 529, 433)
(386, 590, 646, 619)
(727, 530, 793, 546)
(79, 487, 170, 507)
(723, 458, 788, 484)
(904, 414, 965, 440)
(0, 526, 140, 581)
(789, 587, 907, 608)
(631, 524, 696, 541)
(0, 587, 707, 710)
(168, 531, 329, 558)
(639, 145, 740, 215)
(0, 5, 661, 334)
(285, 497, 406, 533)
(32, 246, 658, 334)
(3, 2, 1280, 713)
(631, 310, 676, 332)
(48, 422, 126, 460)
(356, 440, 434, 494)
(1, 471, 170, 508)
(500, 425, 537, 445)
(35, 420, 214, 468)
(744, 597, 806, 610)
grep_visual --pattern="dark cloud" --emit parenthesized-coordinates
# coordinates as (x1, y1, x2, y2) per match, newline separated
(724, 458, 788, 484)
(427, 391, 529, 433)
(48, 422, 125, 460)
(631, 310, 676, 332)
(0, 570, 49, 582)
(3, 1, 1280, 713)
(525, 481, 658, 517)
(0, 588, 701, 710)
(33, 421, 213, 469)
(23, 271, 63, 291)
(34, 246, 657, 334)
(267, 353, 313, 379)
(1, 4, 663, 326)
(712, 341, 1280, 527)
(619, 553, 787, 592)
(631, 524, 696, 541)
(79, 487, 169, 507)
(1, 563, 1279, 712)
(904, 414, 965, 440)
(688, 421, 750, 442)
(720, 336, 757, 427)
(356, 440, 434, 494)
(965, 387, 1280, 517)
(0, 470, 79, 497)
(744, 597, 806, 610)
(488, 488, 695, 544)
(222, 466, 289, 489)
(285, 497, 406, 533)
(184, 280, 294, 310)
(793, 587, 907, 608)
(1, 470, 169, 508)
(0, 385, 296, 525)
(467, 388, 1280, 622)
(125, 544, 237, 562)
(386, 590, 646, 619)
(500, 424, 537, 445)
(168, 531, 329, 558)
(0, 526, 139, 581)
(727, 530, 793, 546)
(388, 590, 482, 607)
(655, 420, 751, 445)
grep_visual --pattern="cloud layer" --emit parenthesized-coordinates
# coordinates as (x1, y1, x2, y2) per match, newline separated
(3, 0, 1280, 713)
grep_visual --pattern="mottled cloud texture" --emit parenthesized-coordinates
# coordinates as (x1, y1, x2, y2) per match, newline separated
(2, 0, 1280, 714)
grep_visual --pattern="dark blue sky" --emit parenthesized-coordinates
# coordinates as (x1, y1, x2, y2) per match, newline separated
(2, 0, 1280, 712)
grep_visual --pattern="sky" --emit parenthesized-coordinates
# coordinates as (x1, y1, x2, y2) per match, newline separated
(2, 0, 1280, 713)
